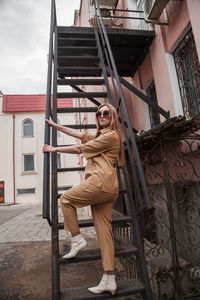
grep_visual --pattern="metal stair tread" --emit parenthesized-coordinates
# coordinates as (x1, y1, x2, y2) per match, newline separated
(58, 46, 97, 49)
(57, 78, 105, 86)
(63, 124, 96, 129)
(57, 47, 98, 58)
(58, 67, 101, 71)
(58, 67, 102, 77)
(59, 245, 138, 264)
(57, 26, 95, 37)
(60, 278, 145, 300)
(57, 92, 107, 99)
(57, 107, 98, 113)
(57, 213, 132, 230)
(58, 37, 95, 41)
(58, 56, 99, 62)
(58, 38, 96, 47)
(57, 185, 73, 191)
(57, 167, 85, 172)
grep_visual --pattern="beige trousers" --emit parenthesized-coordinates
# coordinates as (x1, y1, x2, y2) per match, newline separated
(60, 180, 118, 271)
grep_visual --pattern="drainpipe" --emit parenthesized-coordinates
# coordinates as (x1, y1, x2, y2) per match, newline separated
(13, 113, 16, 204)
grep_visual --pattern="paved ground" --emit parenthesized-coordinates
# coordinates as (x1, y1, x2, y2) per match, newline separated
(0, 204, 96, 243)
(0, 204, 135, 300)
(0, 203, 102, 300)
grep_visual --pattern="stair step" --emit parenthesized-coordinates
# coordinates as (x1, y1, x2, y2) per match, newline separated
(63, 124, 96, 129)
(119, 188, 128, 194)
(60, 279, 145, 300)
(58, 38, 96, 47)
(57, 185, 72, 192)
(58, 46, 98, 56)
(57, 78, 105, 86)
(57, 167, 85, 172)
(58, 67, 102, 77)
(56, 144, 73, 147)
(57, 107, 98, 113)
(59, 245, 137, 264)
(57, 92, 107, 99)
(57, 214, 132, 230)
(58, 56, 99, 67)
(58, 27, 95, 38)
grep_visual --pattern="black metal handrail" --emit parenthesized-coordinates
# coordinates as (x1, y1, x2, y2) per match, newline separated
(43, 0, 57, 225)
(93, 2, 154, 297)
(93, 0, 152, 210)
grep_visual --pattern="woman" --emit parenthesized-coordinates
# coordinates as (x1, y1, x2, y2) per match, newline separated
(43, 103, 123, 295)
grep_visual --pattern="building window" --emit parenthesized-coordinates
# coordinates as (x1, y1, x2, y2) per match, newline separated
(174, 30, 200, 118)
(23, 119, 34, 137)
(23, 154, 35, 172)
(17, 188, 35, 195)
(146, 81, 160, 128)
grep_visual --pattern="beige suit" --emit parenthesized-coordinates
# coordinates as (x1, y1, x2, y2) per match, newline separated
(60, 127, 120, 271)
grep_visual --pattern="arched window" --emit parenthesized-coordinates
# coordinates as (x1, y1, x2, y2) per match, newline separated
(23, 119, 34, 137)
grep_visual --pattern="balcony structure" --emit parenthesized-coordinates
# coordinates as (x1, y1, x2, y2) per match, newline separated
(58, 25, 155, 77)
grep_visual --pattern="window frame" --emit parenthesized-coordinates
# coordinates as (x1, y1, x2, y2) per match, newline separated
(173, 29, 200, 119)
(146, 79, 160, 128)
(22, 118, 34, 138)
(23, 154, 35, 173)
(17, 188, 36, 195)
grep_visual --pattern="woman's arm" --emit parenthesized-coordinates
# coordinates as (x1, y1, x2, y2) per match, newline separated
(43, 144, 82, 154)
(45, 117, 82, 140)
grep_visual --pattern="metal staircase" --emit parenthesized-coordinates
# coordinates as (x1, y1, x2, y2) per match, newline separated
(43, 1, 170, 299)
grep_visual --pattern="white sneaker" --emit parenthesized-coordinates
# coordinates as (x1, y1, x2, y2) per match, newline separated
(63, 234, 87, 259)
(88, 274, 117, 295)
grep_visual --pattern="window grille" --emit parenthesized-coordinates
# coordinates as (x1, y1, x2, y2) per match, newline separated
(23, 119, 34, 137)
(146, 81, 160, 128)
(174, 30, 200, 118)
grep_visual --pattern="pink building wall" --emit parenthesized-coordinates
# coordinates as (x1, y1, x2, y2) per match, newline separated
(75, 0, 200, 131)
(161, 0, 190, 52)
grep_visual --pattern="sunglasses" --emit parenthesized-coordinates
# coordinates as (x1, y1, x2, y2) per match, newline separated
(96, 110, 110, 119)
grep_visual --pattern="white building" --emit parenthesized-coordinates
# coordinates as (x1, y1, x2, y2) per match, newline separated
(0, 93, 81, 205)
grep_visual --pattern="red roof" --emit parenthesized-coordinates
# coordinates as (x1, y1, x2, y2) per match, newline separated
(2, 95, 73, 112)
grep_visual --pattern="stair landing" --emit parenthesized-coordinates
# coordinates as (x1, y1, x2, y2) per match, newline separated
(58, 26, 155, 77)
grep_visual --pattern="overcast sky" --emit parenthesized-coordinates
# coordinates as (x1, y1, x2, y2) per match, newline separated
(0, 0, 81, 95)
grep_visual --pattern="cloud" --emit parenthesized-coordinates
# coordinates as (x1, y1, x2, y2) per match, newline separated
(0, 0, 80, 94)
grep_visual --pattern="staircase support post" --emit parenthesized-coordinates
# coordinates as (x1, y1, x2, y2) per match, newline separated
(51, 23, 60, 300)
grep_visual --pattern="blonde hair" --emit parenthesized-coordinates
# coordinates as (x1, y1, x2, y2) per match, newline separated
(95, 103, 124, 164)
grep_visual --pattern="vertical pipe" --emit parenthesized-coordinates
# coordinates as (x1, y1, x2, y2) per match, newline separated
(13, 112, 16, 205)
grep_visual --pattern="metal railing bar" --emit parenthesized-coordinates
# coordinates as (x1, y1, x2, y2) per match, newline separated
(100, 8, 144, 13)
(43, 0, 56, 222)
(114, 70, 170, 119)
(95, 16, 141, 206)
(94, 0, 152, 209)
(94, 27, 112, 102)
(51, 23, 60, 300)
(70, 84, 101, 107)
(102, 16, 145, 20)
